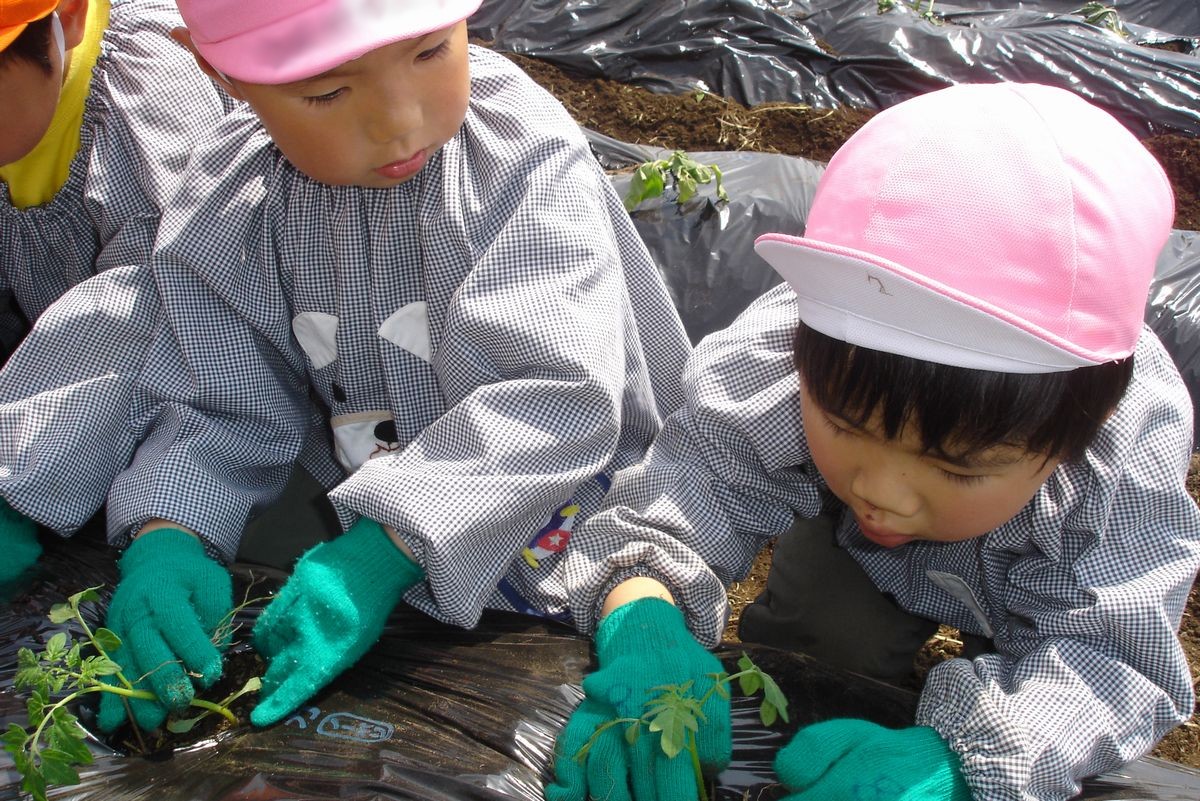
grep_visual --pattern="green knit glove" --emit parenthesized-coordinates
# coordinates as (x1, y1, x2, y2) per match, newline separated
(0, 498, 40, 592)
(97, 528, 233, 733)
(546, 598, 731, 801)
(250, 517, 423, 727)
(775, 719, 972, 801)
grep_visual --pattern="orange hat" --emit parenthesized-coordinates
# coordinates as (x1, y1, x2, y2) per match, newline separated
(0, 0, 57, 53)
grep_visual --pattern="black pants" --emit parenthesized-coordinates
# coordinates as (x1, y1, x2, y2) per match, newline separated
(738, 514, 990, 684)
(236, 466, 340, 570)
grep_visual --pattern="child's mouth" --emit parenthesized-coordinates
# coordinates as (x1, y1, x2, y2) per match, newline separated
(855, 515, 914, 549)
(375, 150, 427, 180)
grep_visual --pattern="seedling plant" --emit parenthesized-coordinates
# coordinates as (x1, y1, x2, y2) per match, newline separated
(575, 653, 789, 801)
(624, 150, 729, 211)
(877, 0, 943, 23)
(3, 586, 261, 801)
(1075, 3, 1128, 37)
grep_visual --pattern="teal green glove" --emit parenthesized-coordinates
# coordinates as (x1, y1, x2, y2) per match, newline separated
(250, 517, 423, 727)
(97, 528, 233, 733)
(0, 499, 41, 591)
(775, 719, 972, 801)
(546, 598, 731, 801)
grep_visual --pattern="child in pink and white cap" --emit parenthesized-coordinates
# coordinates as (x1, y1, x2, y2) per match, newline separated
(557, 82, 1200, 801)
(0, 0, 692, 738)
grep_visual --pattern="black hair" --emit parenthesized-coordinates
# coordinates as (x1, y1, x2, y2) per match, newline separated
(793, 321, 1134, 462)
(0, 15, 55, 75)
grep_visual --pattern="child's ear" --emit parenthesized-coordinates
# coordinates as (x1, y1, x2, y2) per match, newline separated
(169, 26, 244, 100)
(55, 0, 88, 50)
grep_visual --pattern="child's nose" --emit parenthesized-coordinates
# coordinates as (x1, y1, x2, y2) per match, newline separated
(849, 468, 920, 519)
(366, 95, 421, 145)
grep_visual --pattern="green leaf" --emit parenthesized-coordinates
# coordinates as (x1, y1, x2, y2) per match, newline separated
(38, 751, 81, 787)
(165, 716, 200, 734)
(83, 656, 122, 678)
(64, 643, 83, 671)
(66, 587, 102, 608)
(27, 692, 48, 727)
(758, 672, 789, 724)
(14, 650, 46, 693)
(737, 671, 763, 697)
(624, 163, 667, 211)
(93, 628, 121, 654)
(45, 633, 68, 662)
(19, 763, 47, 801)
(47, 603, 75, 625)
(48, 719, 92, 767)
(647, 702, 699, 759)
(3, 722, 29, 751)
(624, 721, 642, 745)
(676, 173, 698, 204)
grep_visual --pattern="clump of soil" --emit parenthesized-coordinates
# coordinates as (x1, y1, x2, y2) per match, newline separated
(503, 51, 1200, 768)
(102, 647, 264, 757)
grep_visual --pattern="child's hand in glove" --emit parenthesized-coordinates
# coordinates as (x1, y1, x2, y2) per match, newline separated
(0, 498, 40, 597)
(546, 598, 731, 801)
(775, 719, 971, 801)
(250, 517, 423, 727)
(97, 527, 232, 732)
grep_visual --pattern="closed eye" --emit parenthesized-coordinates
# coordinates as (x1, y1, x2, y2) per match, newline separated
(939, 468, 987, 486)
(304, 87, 345, 105)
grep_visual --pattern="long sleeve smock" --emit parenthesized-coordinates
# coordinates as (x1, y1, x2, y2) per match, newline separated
(563, 283, 1200, 800)
(0, 0, 237, 323)
(53, 46, 691, 629)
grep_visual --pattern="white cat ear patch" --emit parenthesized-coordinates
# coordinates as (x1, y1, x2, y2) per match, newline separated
(292, 312, 339, 369)
(378, 302, 433, 363)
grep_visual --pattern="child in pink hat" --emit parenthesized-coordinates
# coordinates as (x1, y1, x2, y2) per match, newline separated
(557, 82, 1200, 801)
(0, 0, 693, 739)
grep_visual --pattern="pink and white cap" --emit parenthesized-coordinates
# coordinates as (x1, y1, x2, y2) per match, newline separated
(176, 0, 483, 84)
(754, 82, 1174, 373)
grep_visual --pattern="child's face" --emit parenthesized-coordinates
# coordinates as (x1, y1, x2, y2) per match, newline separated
(221, 22, 470, 188)
(0, 46, 63, 166)
(800, 382, 1061, 548)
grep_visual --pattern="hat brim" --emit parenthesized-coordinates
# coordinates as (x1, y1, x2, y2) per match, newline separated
(193, 0, 482, 85)
(754, 233, 1098, 373)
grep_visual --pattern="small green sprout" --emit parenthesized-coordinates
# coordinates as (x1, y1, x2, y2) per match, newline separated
(624, 150, 729, 211)
(1076, 3, 1128, 37)
(576, 653, 789, 801)
(877, 0, 941, 22)
(3, 586, 261, 801)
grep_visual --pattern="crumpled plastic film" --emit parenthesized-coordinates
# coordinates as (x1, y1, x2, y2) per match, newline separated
(3, 530, 1200, 800)
(471, 0, 1200, 137)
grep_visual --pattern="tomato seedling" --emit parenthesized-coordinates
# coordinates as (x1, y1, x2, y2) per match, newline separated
(575, 653, 789, 801)
(3, 586, 261, 801)
(624, 150, 729, 211)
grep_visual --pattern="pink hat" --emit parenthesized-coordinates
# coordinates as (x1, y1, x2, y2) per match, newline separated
(754, 82, 1174, 373)
(176, 0, 483, 84)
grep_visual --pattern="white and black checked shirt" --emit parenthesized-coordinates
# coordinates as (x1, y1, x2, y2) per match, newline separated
(0, 46, 690, 630)
(0, 0, 238, 323)
(564, 284, 1200, 800)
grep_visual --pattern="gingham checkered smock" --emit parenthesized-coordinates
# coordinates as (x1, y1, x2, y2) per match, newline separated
(84, 46, 691, 629)
(563, 283, 1200, 800)
(0, 0, 238, 325)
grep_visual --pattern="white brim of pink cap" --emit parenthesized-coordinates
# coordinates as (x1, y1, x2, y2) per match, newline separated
(178, 0, 483, 85)
(754, 82, 1174, 374)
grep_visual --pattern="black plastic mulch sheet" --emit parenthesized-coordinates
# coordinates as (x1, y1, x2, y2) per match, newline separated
(2, 534, 1200, 800)
(470, 0, 1200, 138)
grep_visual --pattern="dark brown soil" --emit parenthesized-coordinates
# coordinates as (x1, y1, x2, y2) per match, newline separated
(509, 53, 1200, 232)
(502, 52, 1200, 768)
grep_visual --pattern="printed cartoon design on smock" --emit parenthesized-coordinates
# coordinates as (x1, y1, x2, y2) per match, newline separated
(292, 302, 432, 473)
